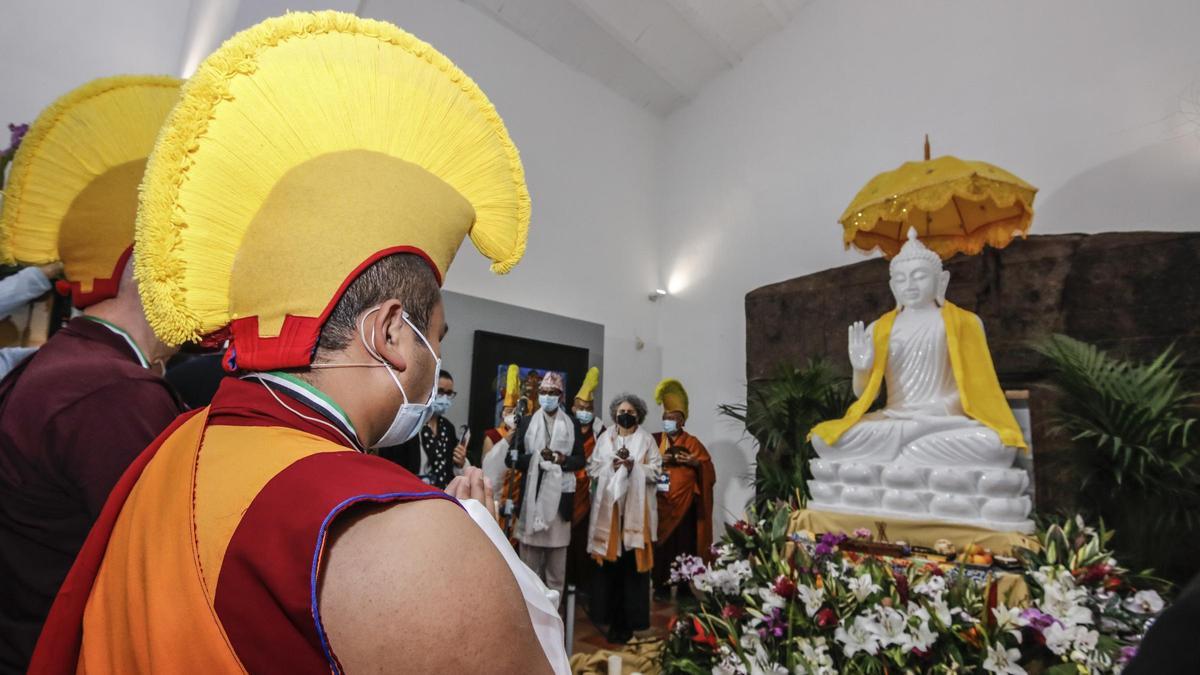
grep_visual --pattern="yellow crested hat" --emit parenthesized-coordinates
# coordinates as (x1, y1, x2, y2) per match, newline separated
(0, 75, 181, 308)
(575, 366, 600, 403)
(503, 364, 520, 408)
(655, 378, 689, 420)
(135, 11, 529, 370)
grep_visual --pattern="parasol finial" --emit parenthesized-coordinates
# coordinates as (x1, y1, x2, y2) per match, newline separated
(924, 134, 931, 161)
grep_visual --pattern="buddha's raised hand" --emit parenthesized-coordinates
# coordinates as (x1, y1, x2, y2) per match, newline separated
(848, 320, 874, 371)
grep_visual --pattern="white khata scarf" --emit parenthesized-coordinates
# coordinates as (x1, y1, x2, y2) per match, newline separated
(518, 408, 574, 539)
(587, 426, 660, 556)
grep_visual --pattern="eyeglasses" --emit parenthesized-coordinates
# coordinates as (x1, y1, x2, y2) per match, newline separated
(438, 389, 457, 399)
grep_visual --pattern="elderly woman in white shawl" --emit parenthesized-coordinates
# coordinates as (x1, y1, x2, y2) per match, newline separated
(586, 393, 662, 644)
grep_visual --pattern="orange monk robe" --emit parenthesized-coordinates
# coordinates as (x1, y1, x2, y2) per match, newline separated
(653, 431, 716, 561)
(572, 427, 598, 525)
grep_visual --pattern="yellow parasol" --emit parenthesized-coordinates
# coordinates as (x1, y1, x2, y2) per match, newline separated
(840, 136, 1037, 259)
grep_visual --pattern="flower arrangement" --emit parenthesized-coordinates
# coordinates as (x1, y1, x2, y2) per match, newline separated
(662, 506, 1166, 674)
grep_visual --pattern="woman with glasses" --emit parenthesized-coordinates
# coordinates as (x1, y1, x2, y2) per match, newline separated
(379, 369, 468, 488)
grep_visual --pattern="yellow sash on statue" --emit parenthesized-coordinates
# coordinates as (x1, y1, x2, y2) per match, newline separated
(810, 302, 1026, 451)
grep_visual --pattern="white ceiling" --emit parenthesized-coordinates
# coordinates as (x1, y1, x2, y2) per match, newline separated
(459, 0, 812, 116)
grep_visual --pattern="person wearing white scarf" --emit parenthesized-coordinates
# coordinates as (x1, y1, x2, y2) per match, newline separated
(586, 393, 662, 644)
(511, 372, 585, 600)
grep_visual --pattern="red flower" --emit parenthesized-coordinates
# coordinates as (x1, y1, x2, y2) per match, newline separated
(1104, 576, 1124, 592)
(721, 604, 745, 619)
(732, 520, 757, 536)
(772, 575, 797, 599)
(692, 617, 718, 648)
(816, 607, 838, 629)
(1075, 563, 1112, 585)
(893, 570, 910, 604)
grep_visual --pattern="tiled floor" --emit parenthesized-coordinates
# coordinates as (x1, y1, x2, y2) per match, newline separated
(568, 594, 677, 656)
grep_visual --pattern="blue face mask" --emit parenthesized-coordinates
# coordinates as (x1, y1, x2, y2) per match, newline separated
(663, 419, 679, 435)
(575, 409, 594, 425)
(431, 394, 453, 416)
(539, 394, 560, 413)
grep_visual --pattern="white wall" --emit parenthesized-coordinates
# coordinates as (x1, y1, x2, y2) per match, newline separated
(0, 0, 191, 124)
(360, 0, 666, 414)
(1, 0, 666, 413)
(655, 0, 1200, 529)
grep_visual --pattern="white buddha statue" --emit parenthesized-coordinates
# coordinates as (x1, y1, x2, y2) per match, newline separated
(808, 230, 1032, 532)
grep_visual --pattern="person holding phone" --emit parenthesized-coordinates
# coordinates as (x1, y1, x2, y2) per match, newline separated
(379, 369, 468, 488)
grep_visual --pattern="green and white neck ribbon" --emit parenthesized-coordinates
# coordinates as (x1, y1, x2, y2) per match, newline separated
(82, 316, 150, 369)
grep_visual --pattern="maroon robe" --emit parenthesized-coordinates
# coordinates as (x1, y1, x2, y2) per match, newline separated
(0, 316, 182, 672)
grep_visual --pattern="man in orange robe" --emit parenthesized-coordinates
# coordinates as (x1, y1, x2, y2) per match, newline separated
(651, 379, 716, 590)
(567, 367, 601, 587)
(29, 12, 566, 674)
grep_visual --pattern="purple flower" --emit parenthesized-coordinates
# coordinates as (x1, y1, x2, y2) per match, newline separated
(759, 606, 787, 638)
(819, 532, 848, 547)
(813, 532, 846, 557)
(1019, 607, 1058, 632)
(4, 123, 28, 157)
(1119, 645, 1138, 664)
(853, 527, 871, 539)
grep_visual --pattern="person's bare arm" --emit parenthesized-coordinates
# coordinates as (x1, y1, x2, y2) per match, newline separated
(317, 497, 553, 674)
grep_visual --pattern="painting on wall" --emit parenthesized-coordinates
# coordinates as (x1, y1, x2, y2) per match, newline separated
(467, 331, 592, 463)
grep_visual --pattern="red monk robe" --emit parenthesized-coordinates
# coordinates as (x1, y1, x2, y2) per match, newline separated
(651, 430, 716, 587)
(29, 376, 453, 674)
(0, 316, 183, 672)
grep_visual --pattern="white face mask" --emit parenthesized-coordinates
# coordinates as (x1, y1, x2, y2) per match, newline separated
(359, 307, 441, 448)
(504, 413, 517, 428)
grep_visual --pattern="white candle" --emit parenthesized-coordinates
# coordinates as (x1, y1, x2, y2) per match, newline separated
(607, 654, 622, 675)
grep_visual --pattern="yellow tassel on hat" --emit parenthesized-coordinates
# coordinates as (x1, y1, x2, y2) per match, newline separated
(655, 378, 689, 420)
(135, 11, 530, 349)
(0, 75, 180, 289)
(575, 366, 600, 402)
(503, 364, 520, 407)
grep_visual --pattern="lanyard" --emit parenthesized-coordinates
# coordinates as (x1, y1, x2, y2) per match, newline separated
(242, 371, 362, 451)
(82, 316, 150, 368)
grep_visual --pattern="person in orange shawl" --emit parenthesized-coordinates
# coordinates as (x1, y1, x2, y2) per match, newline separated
(650, 378, 716, 591)
(29, 12, 568, 675)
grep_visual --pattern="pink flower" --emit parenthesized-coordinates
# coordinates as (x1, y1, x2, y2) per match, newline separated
(853, 527, 871, 539)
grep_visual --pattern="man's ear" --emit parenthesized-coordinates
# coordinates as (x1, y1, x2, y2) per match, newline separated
(371, 299, 409, 372)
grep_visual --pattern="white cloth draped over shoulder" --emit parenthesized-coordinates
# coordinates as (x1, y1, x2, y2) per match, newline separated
(481, 431, 510, 498)
(460, 499, 569, 675)
(517, 409, 575, 546)
(586, 426, 661, 556)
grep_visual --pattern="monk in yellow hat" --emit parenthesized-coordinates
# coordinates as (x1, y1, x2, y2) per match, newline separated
(0, 75, 185, 672)
(651, 378, 716, 590)
(483, 364, 525, 536)
(31, 13, 563, 674)
(566, 366, 602, 587)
